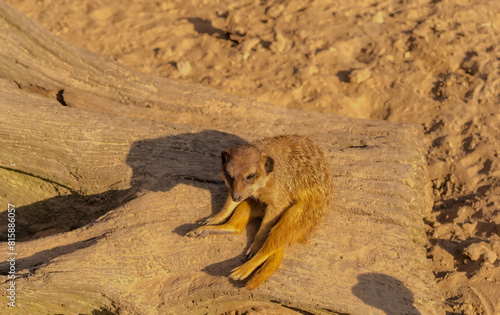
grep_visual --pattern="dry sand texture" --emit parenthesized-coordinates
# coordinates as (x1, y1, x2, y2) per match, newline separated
(5, 0, 500, 313)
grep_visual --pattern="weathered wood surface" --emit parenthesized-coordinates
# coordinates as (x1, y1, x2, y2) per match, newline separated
(0, 2, 442, 314)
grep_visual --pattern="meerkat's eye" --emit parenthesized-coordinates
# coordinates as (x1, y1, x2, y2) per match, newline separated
(246, 173, 257, 180)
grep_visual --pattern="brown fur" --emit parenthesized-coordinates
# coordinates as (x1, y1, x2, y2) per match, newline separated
(186, 134, 334, 289)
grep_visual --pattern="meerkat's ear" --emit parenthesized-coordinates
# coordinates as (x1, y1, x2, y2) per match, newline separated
(221, 150, 230, 166)
(261, 154, 274, 174)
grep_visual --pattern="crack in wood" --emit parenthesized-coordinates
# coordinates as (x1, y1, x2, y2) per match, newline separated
(0, 165, 76, 193)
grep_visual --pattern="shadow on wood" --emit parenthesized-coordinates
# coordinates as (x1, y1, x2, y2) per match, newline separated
(0, 130, 246, 241)
(352, 273, 422, 315)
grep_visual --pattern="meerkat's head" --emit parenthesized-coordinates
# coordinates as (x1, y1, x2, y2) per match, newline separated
(220, 145, 274, 202)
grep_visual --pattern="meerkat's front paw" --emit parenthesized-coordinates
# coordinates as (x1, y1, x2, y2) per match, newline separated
(186, 227, 211, 238)
(186, 225, 237, 238)
(202, 216, 221, 225)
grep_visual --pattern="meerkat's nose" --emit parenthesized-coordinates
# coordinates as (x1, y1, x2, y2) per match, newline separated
(232, 195, 242, 202)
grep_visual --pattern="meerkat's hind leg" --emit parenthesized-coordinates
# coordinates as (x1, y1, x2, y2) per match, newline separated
(187, 199, 262, 238)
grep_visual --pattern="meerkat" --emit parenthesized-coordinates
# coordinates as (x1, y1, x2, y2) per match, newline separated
(187, 134, 334, 290)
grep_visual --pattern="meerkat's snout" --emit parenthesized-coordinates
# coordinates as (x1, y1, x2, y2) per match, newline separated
(230, 178, 253, 202)
(231, 192, 243, 202)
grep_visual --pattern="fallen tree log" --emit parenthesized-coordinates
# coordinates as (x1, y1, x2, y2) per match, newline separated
(0, 2, 442, 314)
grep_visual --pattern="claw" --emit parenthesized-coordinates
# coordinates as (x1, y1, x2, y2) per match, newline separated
(202, 217, 213, 225)
(245, 248, 256, 260)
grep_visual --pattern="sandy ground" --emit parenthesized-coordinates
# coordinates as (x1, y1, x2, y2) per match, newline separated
(7, 0, 500, 313)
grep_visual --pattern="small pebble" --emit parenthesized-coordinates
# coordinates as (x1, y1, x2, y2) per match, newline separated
(349, 68, 371, 83)
(176, 61, 191, 76)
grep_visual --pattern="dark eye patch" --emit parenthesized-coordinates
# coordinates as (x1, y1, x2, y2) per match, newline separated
(223, 170, 232, 181)
(246, 173, 257, 180)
